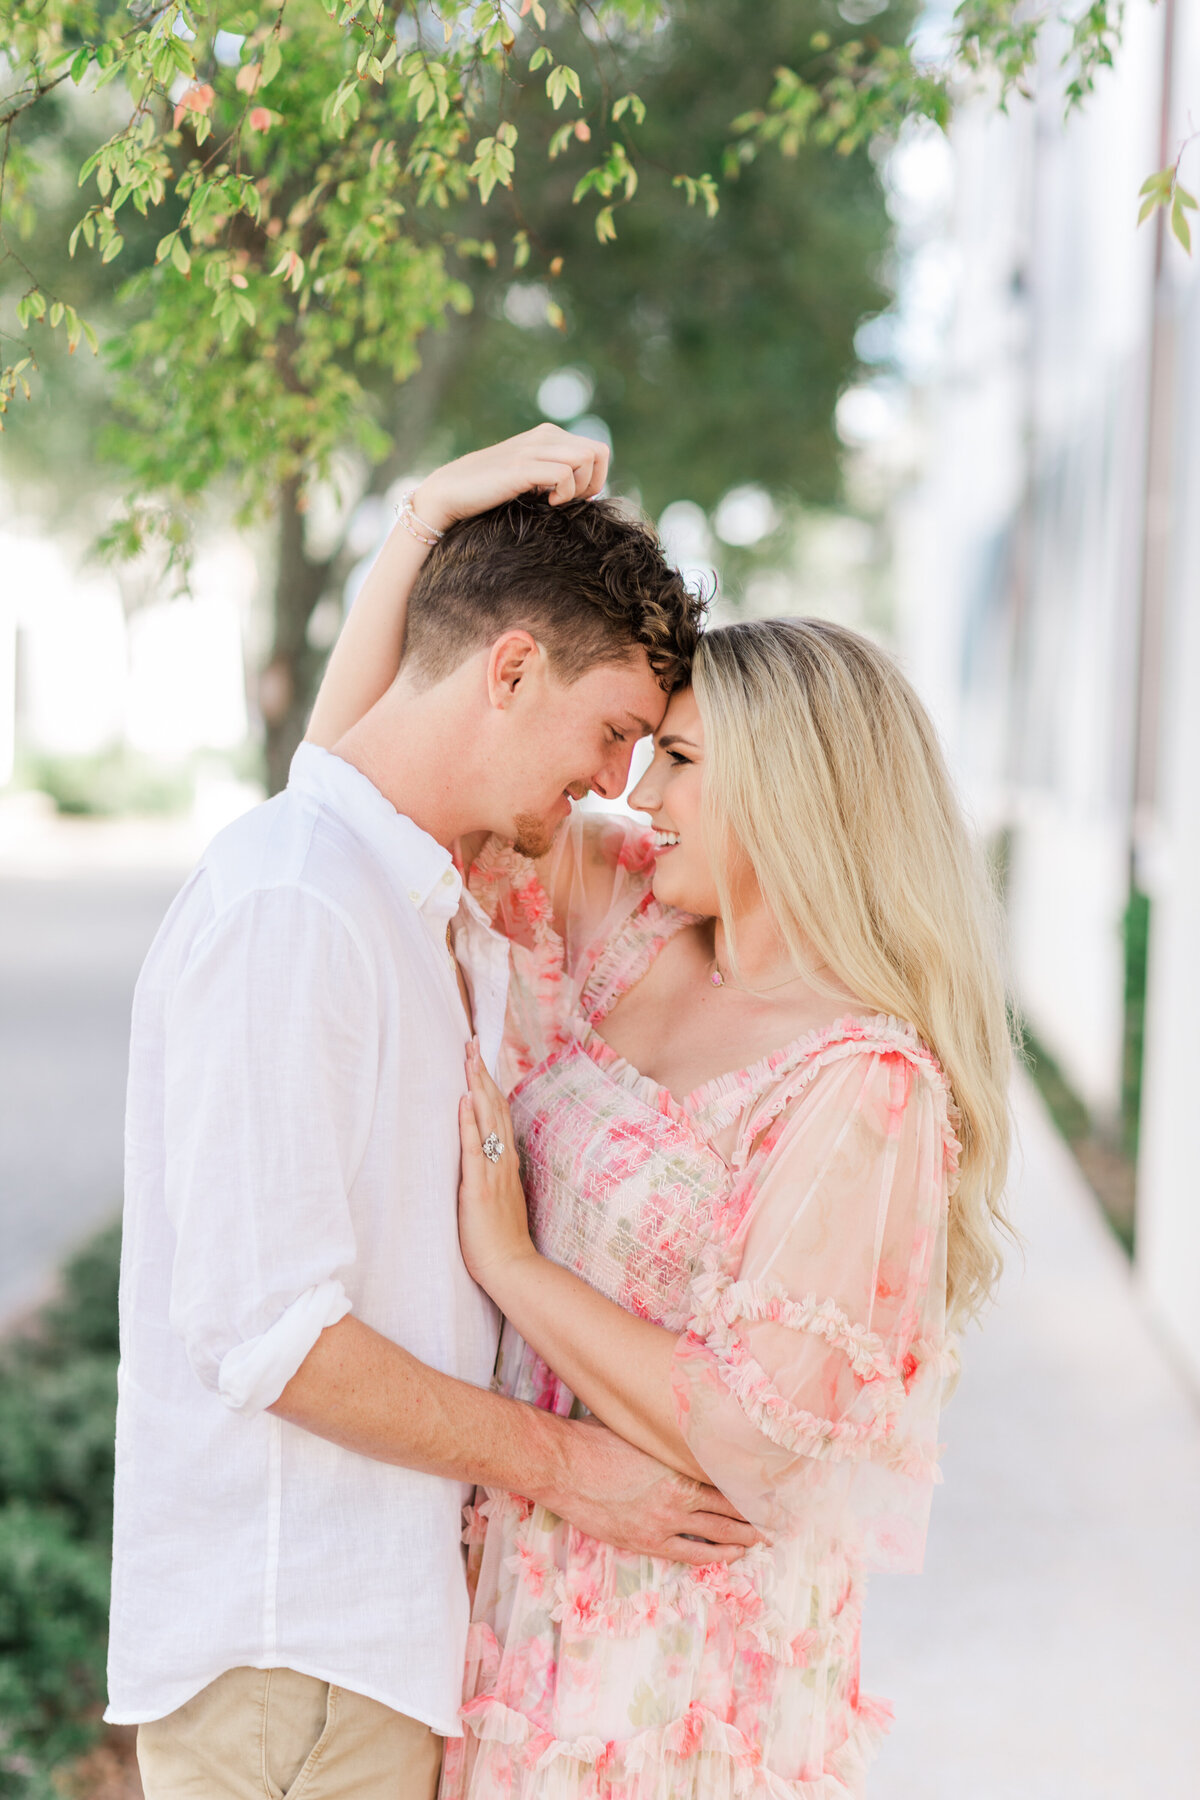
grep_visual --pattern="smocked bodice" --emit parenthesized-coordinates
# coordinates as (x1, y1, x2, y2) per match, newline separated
(513, 1032, 729, 1334)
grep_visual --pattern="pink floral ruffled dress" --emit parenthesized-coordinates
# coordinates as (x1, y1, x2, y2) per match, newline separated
(442, 819, 959, 1800)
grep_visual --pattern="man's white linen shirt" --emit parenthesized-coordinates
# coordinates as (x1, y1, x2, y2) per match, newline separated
(106, 743, 509, 1732)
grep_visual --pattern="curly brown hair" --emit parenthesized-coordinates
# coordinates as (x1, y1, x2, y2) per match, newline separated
(401, 491, 705, 692)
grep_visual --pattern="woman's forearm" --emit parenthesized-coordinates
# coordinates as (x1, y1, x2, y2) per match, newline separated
(488, 1252, 709, 1483)
(306, 429, 612, 749)
(305, 519, 429, 749)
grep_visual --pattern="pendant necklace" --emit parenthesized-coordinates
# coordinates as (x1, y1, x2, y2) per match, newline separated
(707, 957, 805, 994)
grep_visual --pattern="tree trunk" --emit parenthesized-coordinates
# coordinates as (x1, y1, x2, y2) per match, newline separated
(261, 474, 333, 794)
(259, 312, 478, 792)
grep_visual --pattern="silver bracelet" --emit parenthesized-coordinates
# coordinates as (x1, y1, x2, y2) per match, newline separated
(394, 491, 445, 547)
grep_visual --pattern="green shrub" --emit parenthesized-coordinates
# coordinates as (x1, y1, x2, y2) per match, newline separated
(0, 1508, 111, 1795)
(0, 1358, 119, 1549)
(0, 1226, 121, 1797)
(38, 1228, 121, 1362)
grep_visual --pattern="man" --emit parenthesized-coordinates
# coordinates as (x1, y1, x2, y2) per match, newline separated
(107, 428, 752, 1799)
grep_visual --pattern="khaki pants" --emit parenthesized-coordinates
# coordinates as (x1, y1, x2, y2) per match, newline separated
(136, 1666, 443, 1800)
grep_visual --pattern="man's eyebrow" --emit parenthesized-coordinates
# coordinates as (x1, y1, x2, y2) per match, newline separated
(626, 715, 655, 737)
(657, 733, 700, 751)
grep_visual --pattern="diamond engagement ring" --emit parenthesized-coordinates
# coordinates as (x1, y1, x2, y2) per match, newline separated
(482, 1133, 505, 1164)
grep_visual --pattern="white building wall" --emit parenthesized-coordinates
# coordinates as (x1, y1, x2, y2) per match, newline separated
(0, 525, 254, 771)
(0, 590, 14, 787)
(1135, 0, 1200, 1381)
(895, 0, 1200, 1381)
(1004, 2, 1163, 1118)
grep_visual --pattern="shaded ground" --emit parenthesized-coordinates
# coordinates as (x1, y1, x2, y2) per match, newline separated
(61, 1726, 140, 1800)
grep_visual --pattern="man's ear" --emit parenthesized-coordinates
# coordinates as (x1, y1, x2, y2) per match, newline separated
(486, 630, 542, 708)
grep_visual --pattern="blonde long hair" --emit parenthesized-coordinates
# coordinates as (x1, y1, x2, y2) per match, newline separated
(692, 618, 1012, 1327)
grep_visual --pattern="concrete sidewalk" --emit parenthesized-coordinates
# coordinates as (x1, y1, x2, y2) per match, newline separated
(862, 1075, 1200, 1799)
(0, 805, 198, 1324)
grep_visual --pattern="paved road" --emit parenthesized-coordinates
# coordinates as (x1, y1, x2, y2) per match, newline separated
(0, 864, 185, 1323)
(863, 1075, 1200, 1798)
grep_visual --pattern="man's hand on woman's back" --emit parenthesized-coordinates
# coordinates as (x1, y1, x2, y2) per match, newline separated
(541, 1416, 759, 1567)
(271, 1317, 757, 1570)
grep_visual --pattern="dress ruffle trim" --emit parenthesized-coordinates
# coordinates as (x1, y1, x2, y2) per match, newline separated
(725, 1017, 963, 1186)
(696, 1015, 926, 1143)
(467, 837, 555, 938)
(581, 890, 697, 1027)
(458, 1692, 893, 1799)
(468, 838, 569, 1075)
(501, 1543, 857, 1668)
(679, 1275, 950, 1475)
(693, 1279, 900, 1381)
(576, 1003, 962, 1204)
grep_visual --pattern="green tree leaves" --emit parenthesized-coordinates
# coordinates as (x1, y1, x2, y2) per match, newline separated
(1139, 156, 1198, 253)
(546, 61, 582, 110)
(573, 140, 639, 240)
(0, 0, 1181, 459)
(432, 0, 903, 524)
(470, 119, 517, 205)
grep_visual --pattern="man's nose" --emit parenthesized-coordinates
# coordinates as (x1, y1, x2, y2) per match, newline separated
(591, 741, 635, 802)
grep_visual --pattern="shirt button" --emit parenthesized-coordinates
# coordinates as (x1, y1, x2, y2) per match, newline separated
(409, 889, 421, 904)
(441, 870, 455, 886)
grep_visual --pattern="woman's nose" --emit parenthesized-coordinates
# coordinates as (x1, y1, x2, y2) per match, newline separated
(628, 771, 660, 814)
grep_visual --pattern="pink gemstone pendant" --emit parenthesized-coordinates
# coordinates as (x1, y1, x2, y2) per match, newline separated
(710, 968, 724, 988)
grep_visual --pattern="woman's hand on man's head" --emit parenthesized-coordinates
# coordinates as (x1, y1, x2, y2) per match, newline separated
(413, 423, 610, 536)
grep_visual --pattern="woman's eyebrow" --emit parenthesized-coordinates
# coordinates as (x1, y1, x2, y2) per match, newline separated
(657, 734, 700, 751)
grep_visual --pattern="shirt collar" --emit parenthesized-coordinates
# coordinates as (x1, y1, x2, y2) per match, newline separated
(288, 743, 463, 923)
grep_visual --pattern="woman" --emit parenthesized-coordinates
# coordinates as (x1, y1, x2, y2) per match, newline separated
(309, 430, 1012, 1798)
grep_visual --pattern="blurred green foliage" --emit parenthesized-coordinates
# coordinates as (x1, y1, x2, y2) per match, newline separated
(1120, 886, 1150, 1161)
(2, 0, 909, 521)
(3, 0, 915, 790)
(435, 0, 899, 518)
(0, 1225, 120, 1797)
(21, 750, 194, 818)
(1018, 1025, 1137, 1258)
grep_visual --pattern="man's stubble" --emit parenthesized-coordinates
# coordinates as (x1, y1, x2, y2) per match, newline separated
(511, 811, 563, 860)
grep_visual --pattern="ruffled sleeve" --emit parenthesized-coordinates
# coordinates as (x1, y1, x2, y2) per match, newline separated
(467, 810, 656, 1090)
(670, 1037, 957, 1572)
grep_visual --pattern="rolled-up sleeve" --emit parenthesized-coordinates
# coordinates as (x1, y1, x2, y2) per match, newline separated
(161, 885, 378, 1414)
